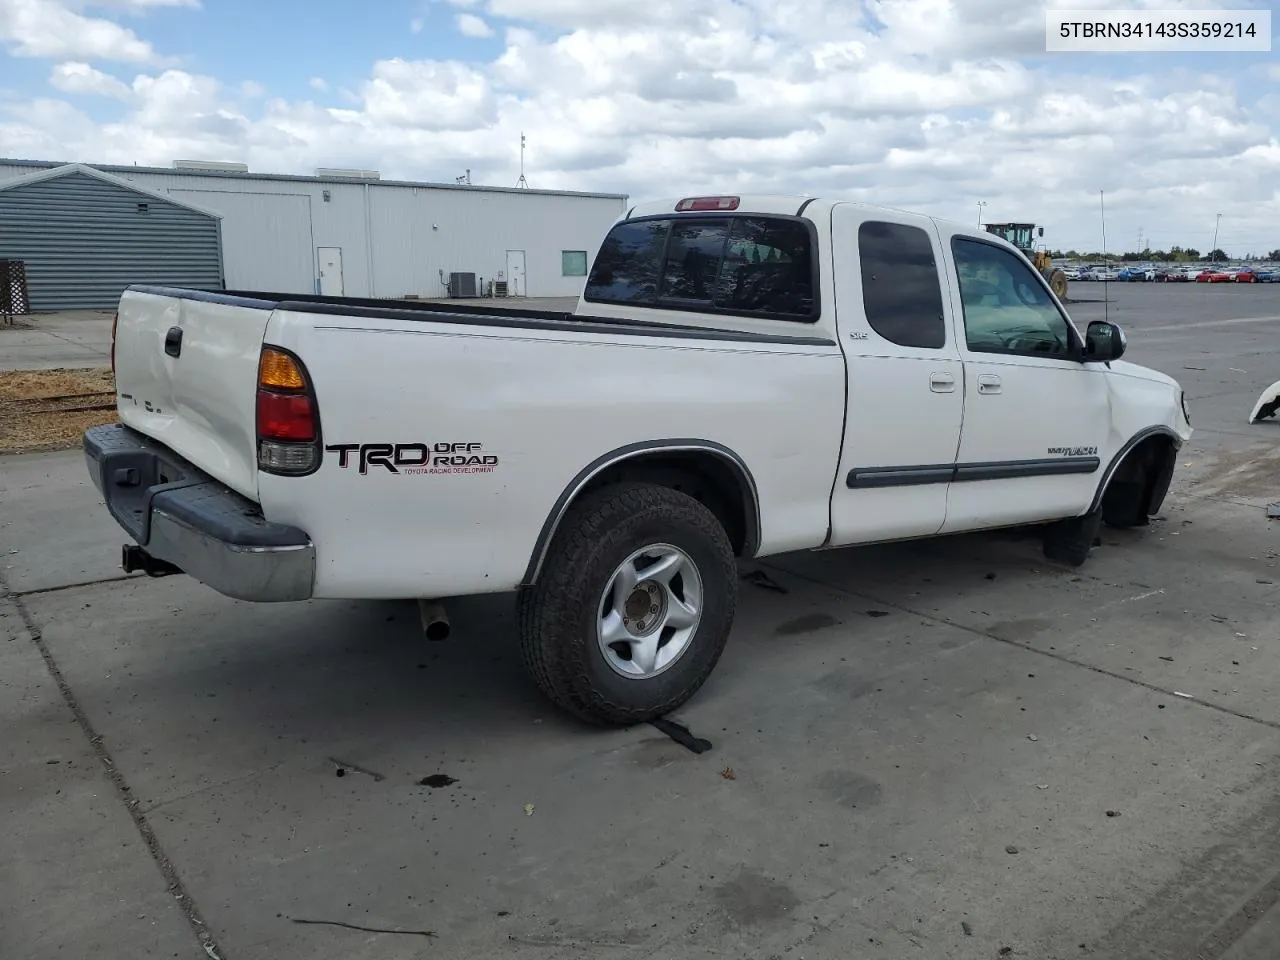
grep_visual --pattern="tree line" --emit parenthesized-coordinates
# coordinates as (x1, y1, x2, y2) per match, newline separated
(1045, 246, 1280, 263)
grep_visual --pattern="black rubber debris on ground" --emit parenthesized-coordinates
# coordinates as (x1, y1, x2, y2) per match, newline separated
(866, 610, 890, 618)
(290, 918, 435, 937)
(419, 774, 459, 788)
(962, 921, 974, 936)
(650, 717, 713, 754)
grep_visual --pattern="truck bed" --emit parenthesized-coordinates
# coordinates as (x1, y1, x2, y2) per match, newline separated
(214, 287, 835, 343)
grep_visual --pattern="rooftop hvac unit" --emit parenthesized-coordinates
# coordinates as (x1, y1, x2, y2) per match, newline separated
(448, 272, 478, 298)
(315, 167, 381, 180)
(173, 160, 249, 173)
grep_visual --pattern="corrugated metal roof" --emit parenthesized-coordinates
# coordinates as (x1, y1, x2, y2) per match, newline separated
(0, 162, 223, 217)
(0, 157, 630, 201)
(0, 168, 223, 311)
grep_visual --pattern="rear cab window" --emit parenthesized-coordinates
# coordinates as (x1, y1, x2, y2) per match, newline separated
(584, 215, 819, 323)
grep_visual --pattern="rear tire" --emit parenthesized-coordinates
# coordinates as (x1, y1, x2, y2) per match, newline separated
(1042, 507, 1103, 567)
(517, 482, 738, 727)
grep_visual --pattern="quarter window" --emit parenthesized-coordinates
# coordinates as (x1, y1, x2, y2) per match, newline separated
(584, 215, 817, 321)
(952, 238, 1075, 359)
(857, 221, 946, 349)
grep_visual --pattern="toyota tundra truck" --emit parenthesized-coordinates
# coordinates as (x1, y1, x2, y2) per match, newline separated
(84, 194, 1192, 726)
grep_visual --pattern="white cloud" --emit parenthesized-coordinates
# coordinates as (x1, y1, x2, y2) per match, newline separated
(409, 17, 423, 33)
(3, 0, 1278, 251)
(0, 0, 179, 63)
(240, 79, 265, 98)
(49, 60, 133, 99)
(456, 12, 493, 37)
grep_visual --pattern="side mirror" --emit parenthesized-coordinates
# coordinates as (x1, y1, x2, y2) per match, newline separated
(1085, 320, 1126, 363)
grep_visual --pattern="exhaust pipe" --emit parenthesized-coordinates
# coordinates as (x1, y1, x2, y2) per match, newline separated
(121, 544, 183, 578)
(418, 599, 451, 642)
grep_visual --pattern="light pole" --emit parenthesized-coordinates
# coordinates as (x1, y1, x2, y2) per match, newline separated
(977, 200, 987, 227)
(1211, 213, 1222, 262)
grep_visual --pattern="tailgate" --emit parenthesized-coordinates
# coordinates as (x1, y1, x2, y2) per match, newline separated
(113, 287, 276, 500)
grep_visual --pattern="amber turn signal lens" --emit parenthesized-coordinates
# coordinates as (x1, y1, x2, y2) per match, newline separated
(259, 348, 307, 390)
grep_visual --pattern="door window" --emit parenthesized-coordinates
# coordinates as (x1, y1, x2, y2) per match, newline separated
(952, 238, 1076, 359)
(858, 221, 946, 349)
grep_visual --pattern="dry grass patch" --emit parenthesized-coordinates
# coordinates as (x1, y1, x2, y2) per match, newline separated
(0, 367, 117, 454)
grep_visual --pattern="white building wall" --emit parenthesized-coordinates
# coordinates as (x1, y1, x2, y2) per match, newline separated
(0, 162, 627, 299)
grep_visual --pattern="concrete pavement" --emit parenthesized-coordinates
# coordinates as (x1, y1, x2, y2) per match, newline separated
(0, 310, 114, 371)
(2, 284, 1280, 960)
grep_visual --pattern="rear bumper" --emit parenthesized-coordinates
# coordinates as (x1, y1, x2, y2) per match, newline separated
(83, 423, 315, 602)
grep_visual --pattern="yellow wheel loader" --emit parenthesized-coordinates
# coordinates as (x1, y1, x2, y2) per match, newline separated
(983, 222, 1069, 300)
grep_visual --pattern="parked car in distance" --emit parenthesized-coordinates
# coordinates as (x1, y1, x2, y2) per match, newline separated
(84, 193, 1194, 726)
(1235, 269, 1260, 283)
(1094, 268, 1120, 281)
(1254, 269, 1279, 283)
(1197, 269, 1234, 283)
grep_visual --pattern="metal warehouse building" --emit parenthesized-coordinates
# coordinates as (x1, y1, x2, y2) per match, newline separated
(0, 158, 629, 312)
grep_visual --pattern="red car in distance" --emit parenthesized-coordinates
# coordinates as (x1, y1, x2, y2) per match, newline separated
(1196, 269, 1234, 283)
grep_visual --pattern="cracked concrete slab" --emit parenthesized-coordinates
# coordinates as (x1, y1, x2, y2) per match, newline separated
(0, 596, 196, 959)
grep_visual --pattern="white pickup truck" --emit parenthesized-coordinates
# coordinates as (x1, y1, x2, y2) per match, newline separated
(84, 194, 1192, 726)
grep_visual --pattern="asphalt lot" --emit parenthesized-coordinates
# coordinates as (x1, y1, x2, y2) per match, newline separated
(3, 283, 1280, 960)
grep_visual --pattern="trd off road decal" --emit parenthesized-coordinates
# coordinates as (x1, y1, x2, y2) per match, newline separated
(325, 442, 499, 476)
(1047, 446, 1098, 457)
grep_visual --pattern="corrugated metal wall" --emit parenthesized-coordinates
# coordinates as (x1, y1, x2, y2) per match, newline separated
(0, 171, 223, 311)
(169, 189, 315, 293)
(0, 163, 627, 300)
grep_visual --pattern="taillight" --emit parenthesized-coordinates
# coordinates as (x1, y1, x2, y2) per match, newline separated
(110, 310, 118, 374)
(256, 346, 321, 476)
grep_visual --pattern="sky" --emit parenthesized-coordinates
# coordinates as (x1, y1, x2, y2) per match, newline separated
(0, 0, 1277, 255)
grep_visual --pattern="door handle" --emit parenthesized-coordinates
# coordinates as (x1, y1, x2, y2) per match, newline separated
(977, 374, 1001, 394)
(929, 372, 956, 393)
(164, 326, 183, 358)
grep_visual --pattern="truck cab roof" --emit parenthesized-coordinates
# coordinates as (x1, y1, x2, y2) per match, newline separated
(624, 194, 972, 239)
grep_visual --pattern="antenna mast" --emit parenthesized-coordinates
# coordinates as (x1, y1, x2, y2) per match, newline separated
(1100, 190, 1109, 323)
(516, 133, 529, 189)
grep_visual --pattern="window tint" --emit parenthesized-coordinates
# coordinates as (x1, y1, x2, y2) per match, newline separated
(857, 221, 945, 349)
(659, 220, 728, 301)
(952, 239, 1075, 359)
(584, 219, 669, 304)
(715, 217, 815, 318)
(584, 215, 817, 321)
(561, 250, 588, 276)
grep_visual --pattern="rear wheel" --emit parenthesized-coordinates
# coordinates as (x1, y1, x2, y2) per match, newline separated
(517, 482, 738, 726)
